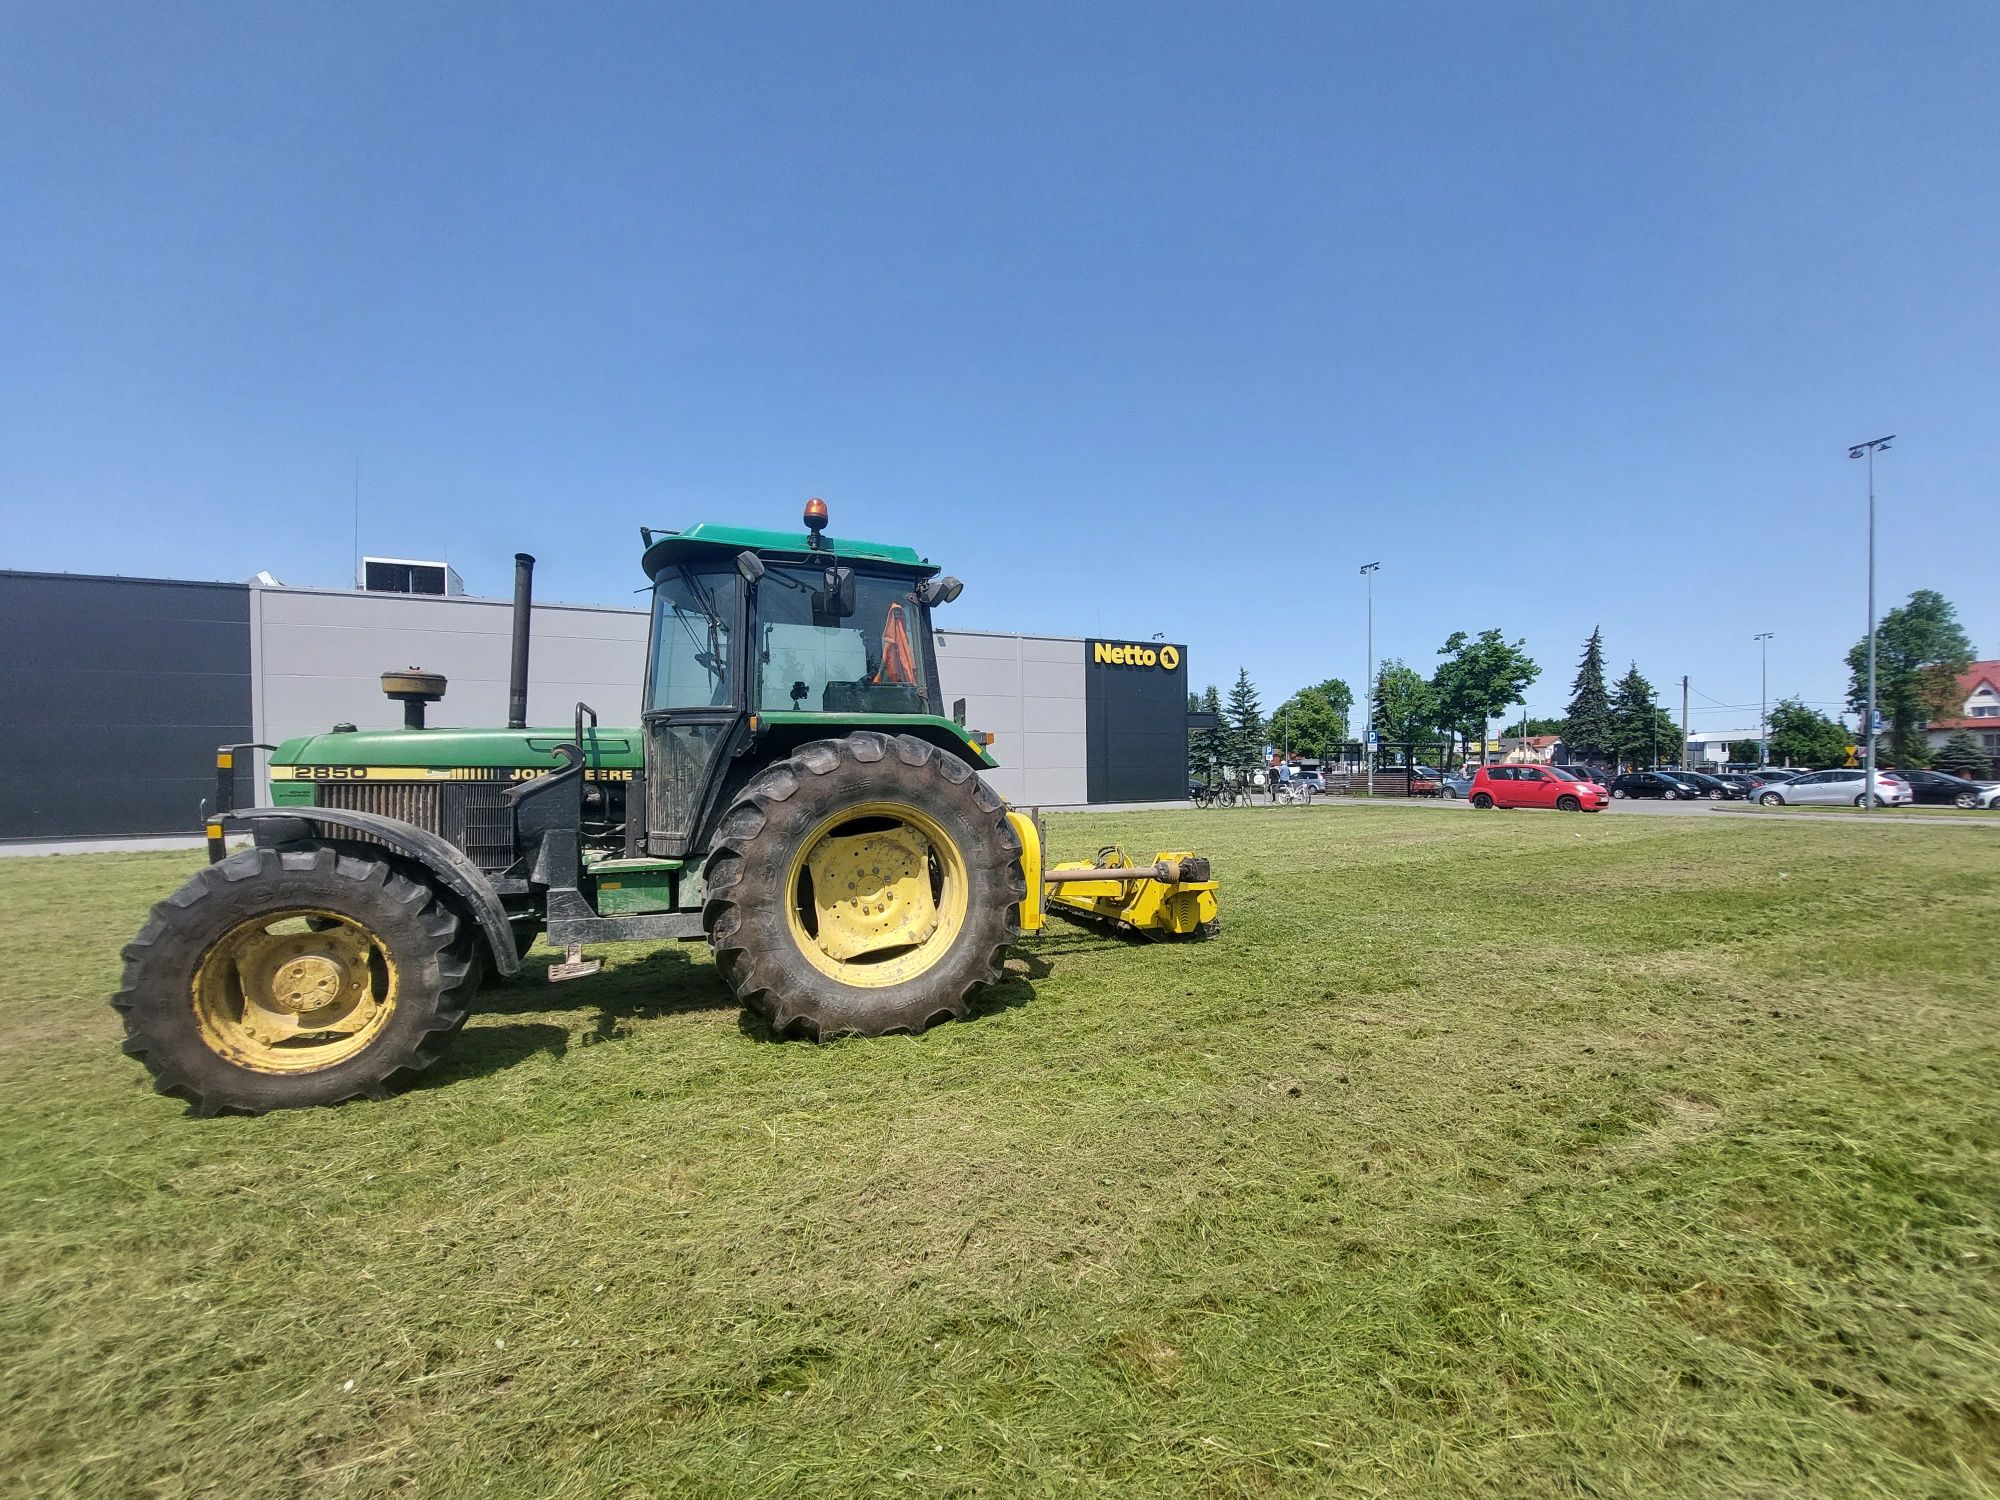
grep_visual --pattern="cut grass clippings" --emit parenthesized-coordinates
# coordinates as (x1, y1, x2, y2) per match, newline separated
(1, 805, 1996, 1497)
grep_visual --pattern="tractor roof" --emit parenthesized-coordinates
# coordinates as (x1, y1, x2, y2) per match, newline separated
(641, 522, 935, 579)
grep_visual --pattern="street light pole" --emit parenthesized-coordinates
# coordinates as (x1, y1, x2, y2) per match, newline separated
(1848, 436, 1893, 810)
(1360, 562, 1380, 796)
(1754, 632, 1773, 766)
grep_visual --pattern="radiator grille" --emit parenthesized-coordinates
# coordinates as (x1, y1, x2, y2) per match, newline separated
(315, 783, 516, 872)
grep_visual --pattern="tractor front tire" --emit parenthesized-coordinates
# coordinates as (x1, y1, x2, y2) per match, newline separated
(702, 733, 1023, 1040)
(113, 845, 478, 1115)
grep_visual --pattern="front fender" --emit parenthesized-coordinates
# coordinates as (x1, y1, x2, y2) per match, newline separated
(225, 807, 521, 977)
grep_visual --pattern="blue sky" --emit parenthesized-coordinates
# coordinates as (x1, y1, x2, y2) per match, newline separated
(4, 2, 1995, 737)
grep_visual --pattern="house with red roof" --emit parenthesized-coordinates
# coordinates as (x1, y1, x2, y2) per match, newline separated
(1923, 660, 2000, 774)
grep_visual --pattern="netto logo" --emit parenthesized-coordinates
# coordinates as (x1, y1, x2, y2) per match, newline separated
(1093, 640, 1180, 671)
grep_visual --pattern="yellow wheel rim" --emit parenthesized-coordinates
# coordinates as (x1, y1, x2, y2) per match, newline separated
(783, 801, 971, 990)
(191, 909, 399, 1073)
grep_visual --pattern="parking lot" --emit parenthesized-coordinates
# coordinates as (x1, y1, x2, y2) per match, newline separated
(1230, 793, 2000, 829)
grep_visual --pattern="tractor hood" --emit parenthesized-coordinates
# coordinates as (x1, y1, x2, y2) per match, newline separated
(271, 725, 643, 773)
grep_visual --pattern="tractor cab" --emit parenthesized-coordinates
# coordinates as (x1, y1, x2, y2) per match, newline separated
(637, 499, 985, 859)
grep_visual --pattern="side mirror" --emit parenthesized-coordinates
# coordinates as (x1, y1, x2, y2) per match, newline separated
(816, 565, 855, 620)
(735, 551, 765, 584)
(953, 697, 967, 726)
(918, 576, 963, 606)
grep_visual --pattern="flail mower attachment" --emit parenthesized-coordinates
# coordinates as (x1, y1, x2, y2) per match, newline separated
(1040, 843, 1220, 940)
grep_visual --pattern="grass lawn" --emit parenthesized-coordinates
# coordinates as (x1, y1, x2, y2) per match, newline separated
(1723, 802, 2000, 819)
(3, 805, 1997, 1498)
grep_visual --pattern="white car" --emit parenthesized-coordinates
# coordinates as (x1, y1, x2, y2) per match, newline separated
(1753, 769, 1911, 807)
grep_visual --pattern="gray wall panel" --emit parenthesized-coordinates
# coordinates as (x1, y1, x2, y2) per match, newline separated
(255, 587, 649, 744)
(3, 569, 1122, 837)
(936, 631, 1086, 804)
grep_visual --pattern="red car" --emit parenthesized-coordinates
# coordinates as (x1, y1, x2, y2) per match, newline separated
(1469, 764, 1608, 812)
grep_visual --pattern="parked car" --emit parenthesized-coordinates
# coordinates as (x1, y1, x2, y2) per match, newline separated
(1665, 770, 1743, 800)
(1892, 768, 1987, 808)
(1740, 769, 1800, 796)
(1752, 769, 1911, 807)
(1441, 767, 1477, 799)
(1469, 764, 1607, 812)
(1558, 765, 1610, 787)
(1290, 769, 1328, 794)
(1608, 771, 1703, 800)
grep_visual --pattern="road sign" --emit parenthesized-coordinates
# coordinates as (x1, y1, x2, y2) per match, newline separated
(1366, 730, 1378, 747)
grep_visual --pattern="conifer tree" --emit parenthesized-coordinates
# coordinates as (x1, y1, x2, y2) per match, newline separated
(1563, 627, 1614, 761)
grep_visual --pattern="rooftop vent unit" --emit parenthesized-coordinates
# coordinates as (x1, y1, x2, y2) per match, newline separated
(359, 556, 464, 597)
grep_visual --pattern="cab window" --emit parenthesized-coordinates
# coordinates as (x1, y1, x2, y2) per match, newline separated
(756, 567, 935, 715)
(647, 563, 740, 710)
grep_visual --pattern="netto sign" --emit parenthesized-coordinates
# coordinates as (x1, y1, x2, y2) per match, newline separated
(1092, 640, 1181, 671)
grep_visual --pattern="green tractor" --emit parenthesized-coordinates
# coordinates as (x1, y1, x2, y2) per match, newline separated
(115, 500, 1217, 1114)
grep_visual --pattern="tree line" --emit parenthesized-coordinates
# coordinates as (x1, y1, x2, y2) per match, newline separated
(1189, 626, 1548, 778)
(1189, 584, 1984, 784)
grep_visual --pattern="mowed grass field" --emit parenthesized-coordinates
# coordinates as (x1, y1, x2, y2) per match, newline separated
(3, 806, 1997, 1499)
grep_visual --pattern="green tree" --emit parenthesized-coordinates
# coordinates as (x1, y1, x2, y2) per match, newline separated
(1224, 669, 1264, 776)
(1767, 697, 1851, 767)
(1932, 730, 1992, 779)
(1506, 715, 1568, 738)
(1370, 659, 1437, 754)
(1431, 629, 1540, 764)
(1846, 589, 1973, 768)
(1610, 663, 1677, 767)
(1562, 627, 1616, 761)
(1729, 739, 1763, 764)
(1270, 677, 1353, 760)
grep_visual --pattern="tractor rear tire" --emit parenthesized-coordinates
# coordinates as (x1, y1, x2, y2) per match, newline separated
(112, 845, 479, 1115)
(702, 732, 1023, 1040)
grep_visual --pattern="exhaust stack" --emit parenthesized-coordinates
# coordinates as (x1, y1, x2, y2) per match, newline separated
(508, 552, 534, 730)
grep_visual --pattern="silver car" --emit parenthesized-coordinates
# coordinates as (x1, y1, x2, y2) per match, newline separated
(1754, 769, 1911, 807)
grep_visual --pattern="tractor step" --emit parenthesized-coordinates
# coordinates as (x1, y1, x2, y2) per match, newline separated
(547, 944, 603, 982)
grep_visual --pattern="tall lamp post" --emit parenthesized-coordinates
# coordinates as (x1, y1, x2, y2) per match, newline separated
(1360, 562, 1381, 795)
(1754, 632, 1773, 766)
(1848, 436, 1893, 809)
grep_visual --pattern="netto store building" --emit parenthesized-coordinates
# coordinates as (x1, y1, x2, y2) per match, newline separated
(0, 568, 1193, 840)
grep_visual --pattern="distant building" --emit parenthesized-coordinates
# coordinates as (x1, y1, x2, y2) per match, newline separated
(1923, 660, 2000, 773)
(1683, 728, 1766, 767)
(1500, 733, 1563, 765)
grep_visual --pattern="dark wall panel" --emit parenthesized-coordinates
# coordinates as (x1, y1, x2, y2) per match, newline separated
(0, 573, 252, 839)
(1084, 641, 1188, 803)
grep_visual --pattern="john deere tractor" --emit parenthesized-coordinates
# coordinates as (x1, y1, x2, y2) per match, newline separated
(114, 500, 1217, 1114)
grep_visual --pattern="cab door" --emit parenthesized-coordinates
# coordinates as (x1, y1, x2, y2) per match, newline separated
(643, 562, 747, 857)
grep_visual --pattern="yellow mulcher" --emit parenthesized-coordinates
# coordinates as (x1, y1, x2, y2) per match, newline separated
(1007, 810, 1219, 940)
